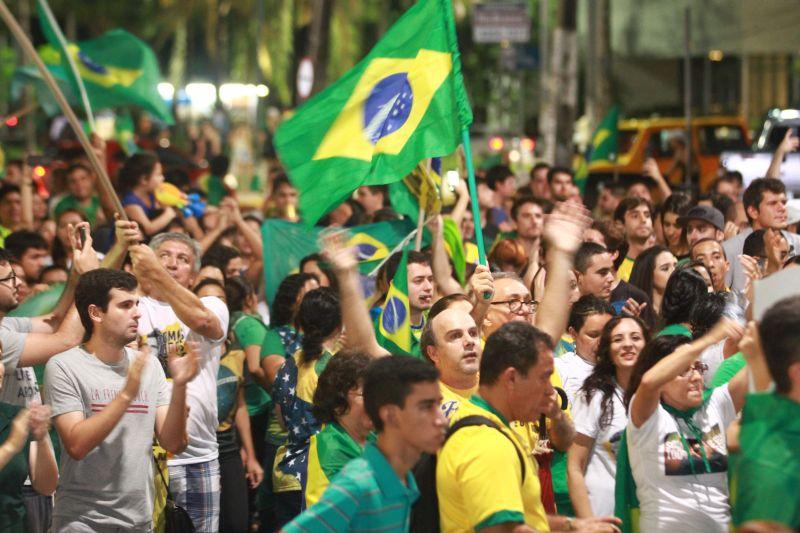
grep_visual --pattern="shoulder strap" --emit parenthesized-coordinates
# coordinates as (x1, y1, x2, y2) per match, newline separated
(446, 415, 526, 482)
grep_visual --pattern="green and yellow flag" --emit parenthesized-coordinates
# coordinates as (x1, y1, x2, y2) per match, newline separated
(575, 105, 619, 193)
(275, 0, 472, 225)
(377, 247, 412, 354)
(35, 3, 173, 124)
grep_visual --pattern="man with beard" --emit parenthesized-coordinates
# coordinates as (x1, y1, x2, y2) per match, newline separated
(46, 269, 198, 532)
(548, 167, 576, 203)
(614, 197, 654, 282)
(511, 196, 548, 258)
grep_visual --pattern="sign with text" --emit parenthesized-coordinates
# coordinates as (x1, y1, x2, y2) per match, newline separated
(472, 2, 531, 43)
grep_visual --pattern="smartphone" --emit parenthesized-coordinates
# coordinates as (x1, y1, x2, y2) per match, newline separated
(445, 170, 460, 192)
(79, 225, 89, 247)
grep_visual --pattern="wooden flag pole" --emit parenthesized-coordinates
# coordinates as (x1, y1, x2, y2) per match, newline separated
(0, 0, 127, 219)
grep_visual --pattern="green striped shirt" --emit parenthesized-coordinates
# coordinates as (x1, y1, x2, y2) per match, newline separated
(283, 442, 419, 532)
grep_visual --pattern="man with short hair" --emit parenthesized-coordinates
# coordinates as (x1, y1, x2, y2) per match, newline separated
(129, 232, 229, 532)
(547, 166, 575, 203)
(596, 182, 625, 220)
(355, 185, 388, 220)
(5, 231, 50, 283)
(575, 242, 650, 316)
(527, 163, 551, 200)
(0, 183, 23, 243)
(678, 204, 725, 248)
(202, 244, 246, 279)
(46, 269, 198, 532)
(723, 178, 800, 291)
(54, 163, 106, 227)
(282, 356, 446, 532)
(691, 238, 730, 293)
(421, 308, 482, 420)
(437, 322, 620, 532)
(486, 165, 517, 227)
(511, 196, 548, 257)
(613, 197, 653, 282)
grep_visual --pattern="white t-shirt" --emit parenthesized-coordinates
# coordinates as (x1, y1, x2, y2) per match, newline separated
(137, 295, 229, 466)
(627, 385, 737, 532)
(699, 340, 725, 387)
(0, 317, 40, 406)
(554, 351, 595, 407)
(572, 384, 627, 517)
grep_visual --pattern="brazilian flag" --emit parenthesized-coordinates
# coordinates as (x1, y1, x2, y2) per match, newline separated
(31, 0, 173, 124)
(260, 218, 429, 305)
(275, 0, 472, 226)
(377, 247, 412, 354)
(575, 105, 619, 193)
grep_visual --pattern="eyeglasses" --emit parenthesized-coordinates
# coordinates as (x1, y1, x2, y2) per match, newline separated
(0, 271, 17, 287)
(491, 299, 538, 315)
(679, 361, 708, 378)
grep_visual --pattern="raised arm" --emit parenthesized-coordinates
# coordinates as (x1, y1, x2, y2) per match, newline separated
(27, 403, 58, 496)
(428, 215, 465, 297)
(630, 319, 743, 427)
(124, 204, 176, 238)
(534, 203, 591, 343)
(321, 232, 388, 358)
(766, 129, 799, 179)
(51, 350, 149, 460)
(129, 244, 224, 340)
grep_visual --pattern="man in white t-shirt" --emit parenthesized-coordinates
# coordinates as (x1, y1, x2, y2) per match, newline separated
(129, 232, 229, 533)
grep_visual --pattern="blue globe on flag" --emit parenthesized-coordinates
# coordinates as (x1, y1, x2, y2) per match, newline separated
(381, 295, 407, 333)
(363, 72, 414, 144)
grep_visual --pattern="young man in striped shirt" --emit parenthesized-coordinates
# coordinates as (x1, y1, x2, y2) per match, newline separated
(282, 356, 446, 532)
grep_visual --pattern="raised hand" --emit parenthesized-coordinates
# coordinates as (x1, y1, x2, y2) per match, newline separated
(319, 229, 358, 272)
(169, 341, 200, 387)
(707, 317, 745, 346)
(543, 202, 592, 255)
(622, 298, 647, 318)
(27, 402, 51, 442)
(469, 264, 494, 302)
(778, 128, 800, 155)
(123, 348, 150, 400)
(69, 221, 101, 275)
(114, 214, 143, 247)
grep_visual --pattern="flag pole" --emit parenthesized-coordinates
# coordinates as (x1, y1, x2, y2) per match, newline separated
(414, 158, 432, 251)
(36, 0, 95, 132)
(0, 0, 127, 219)
(461, 128, 487, 265)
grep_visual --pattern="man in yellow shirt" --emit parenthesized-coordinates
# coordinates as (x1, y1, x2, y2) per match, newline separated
(613, 197, 653, 282)
(436, 322, 621, 532)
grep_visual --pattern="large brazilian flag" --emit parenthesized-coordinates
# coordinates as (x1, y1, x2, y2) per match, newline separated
(275, 0, 472, 225)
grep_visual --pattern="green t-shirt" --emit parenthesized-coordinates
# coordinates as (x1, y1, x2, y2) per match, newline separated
(656, 323, 693, 338)
(731, 393, 800, 528)
(261, 328, 289, 357)
(231, 312, 270, 416)
(0, 402, 29, 532)
(55, 195, 101, 226)
(206, 174, 226, 207)
(710, 352, 746, 388)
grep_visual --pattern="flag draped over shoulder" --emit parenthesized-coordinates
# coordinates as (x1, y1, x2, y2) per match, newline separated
(275, 0, 472, 225)
(575, 105, 619, 192)
(377, 247, 412, 354)
(260, 218, 429, 305)
(33, 4, 173, 124)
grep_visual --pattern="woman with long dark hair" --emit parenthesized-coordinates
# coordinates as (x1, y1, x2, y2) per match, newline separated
(628, 245, 677, 323)
(659, 266, 709, 337)
(567, 315, 649, 518)
(620, 319, 748, 532)
(271, 287, 342, 527)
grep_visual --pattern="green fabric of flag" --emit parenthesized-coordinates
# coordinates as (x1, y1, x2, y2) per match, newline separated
(274, 0, 471, 226)
(376, 247, 412, 354)
(730, 393, 800, 528)
(575, 105, 619, 193)
(35, 8, 173, 124)
(8, 283, 65, 384)
(442, 218, 466, 286)
(261, 218, 427, 305)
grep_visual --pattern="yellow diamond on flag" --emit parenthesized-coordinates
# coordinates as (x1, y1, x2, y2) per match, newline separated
(313, 49, 452, 162)
(65, 43, 142, 88)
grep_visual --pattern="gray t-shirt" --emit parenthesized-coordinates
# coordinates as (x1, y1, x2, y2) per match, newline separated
(45, 346, 170, 531)
(0, 317, 39, 406)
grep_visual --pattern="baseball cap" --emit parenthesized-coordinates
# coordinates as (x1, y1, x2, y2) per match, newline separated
(677, 205, 724, 232)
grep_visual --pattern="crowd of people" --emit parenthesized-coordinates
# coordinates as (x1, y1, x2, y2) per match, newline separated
(0, 122, 798, 533)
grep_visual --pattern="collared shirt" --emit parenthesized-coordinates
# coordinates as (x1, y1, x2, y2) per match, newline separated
(284, 442, 419, 532)
(437, 395, 550, 532)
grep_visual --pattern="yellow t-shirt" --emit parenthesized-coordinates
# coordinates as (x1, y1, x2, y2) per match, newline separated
(440, 380, 478, 421)
(617, 256, 635, 282)
(437, 396, 550, 532)
(512, 368, 571, 452)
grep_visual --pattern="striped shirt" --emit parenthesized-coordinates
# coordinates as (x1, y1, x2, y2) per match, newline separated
(283, 441, 419, 532)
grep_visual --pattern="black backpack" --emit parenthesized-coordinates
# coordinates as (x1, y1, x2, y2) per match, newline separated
(410, 415, 527, 532)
